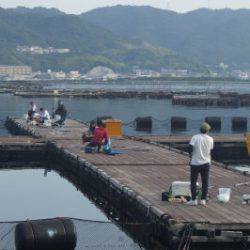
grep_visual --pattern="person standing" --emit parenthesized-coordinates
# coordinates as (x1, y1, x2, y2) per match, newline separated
(187, 122, 214, 206)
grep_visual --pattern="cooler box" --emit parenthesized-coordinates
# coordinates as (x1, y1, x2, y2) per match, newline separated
(105, 119, 122, 137)
(170, 181, 199, 197)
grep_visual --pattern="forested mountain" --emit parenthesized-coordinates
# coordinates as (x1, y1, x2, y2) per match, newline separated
(0, 7, 199, 72)
(85, 6, 250, 69)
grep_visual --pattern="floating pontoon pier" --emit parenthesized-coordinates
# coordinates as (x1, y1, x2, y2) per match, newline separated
(0, 136, 46, 168)
(172, 93, 250, 107)
(4, 118, 250, 249)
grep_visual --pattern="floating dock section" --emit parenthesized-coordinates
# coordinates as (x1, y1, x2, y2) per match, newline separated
(172, 94, 250, 107)
(132, 134, 249, 164)
(0, 136, 46, 167)
(5, 118, 250, 249)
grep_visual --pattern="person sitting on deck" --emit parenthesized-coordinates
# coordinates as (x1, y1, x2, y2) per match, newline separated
(39, 108, 51, 126)
(27, 101, 37, 121)
(89, 120, 97, 134)
(53, 100, 67, 125)
(187, 122, 214, 206)
(86, 119, 109, 152)
(82, 120, 96, 144)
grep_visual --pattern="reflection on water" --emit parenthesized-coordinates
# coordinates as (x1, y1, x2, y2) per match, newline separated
(0, 168, 144, 249)
(0, 169, 108, 221)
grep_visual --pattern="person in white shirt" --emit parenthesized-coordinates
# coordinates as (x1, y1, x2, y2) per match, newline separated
(187, 122, 214, 206)
(39, 108, 50, 124)
(28, 101, 37, 120)
(30, 102, 37, 112)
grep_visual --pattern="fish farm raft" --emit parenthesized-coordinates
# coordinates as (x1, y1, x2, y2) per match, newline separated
(2, 117, 250, 249)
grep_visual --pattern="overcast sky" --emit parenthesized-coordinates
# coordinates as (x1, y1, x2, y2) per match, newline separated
(1, 0, 250, 14)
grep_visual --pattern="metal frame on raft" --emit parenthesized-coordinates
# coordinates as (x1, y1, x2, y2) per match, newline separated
(3, 117, 250, 249)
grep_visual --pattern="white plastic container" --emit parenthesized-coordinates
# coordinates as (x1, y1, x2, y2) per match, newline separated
(242, 194, 250, 204)
(54, 114, 61, 122)
(217, 188, 231, 203)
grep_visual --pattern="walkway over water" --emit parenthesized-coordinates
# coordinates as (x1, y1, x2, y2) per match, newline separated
(5, 118, 250, 248)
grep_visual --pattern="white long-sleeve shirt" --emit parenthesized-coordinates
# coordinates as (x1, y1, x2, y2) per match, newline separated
(40, 110, 50, 120)
(30, 104, 37, 112)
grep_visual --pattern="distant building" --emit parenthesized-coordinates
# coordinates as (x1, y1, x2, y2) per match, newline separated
(50, 71, 66, 80)
(16, 45, 70, 55)
(161, 68, 188, 77)
(67, 71, 81, 79)
(57, 49, 70, 54)
(231, 70, 249, 79)
(0, 65, 32, 75)
(134, 69, 160, 78)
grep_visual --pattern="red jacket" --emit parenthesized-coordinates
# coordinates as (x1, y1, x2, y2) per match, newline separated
(92, 126, 108, 144)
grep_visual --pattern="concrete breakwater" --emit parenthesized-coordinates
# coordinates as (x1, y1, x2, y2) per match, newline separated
(172, 93, 250, 107)
(11, 90, 250, 107)
(14, 90, 174, 99)
(4, 117, 250, 249)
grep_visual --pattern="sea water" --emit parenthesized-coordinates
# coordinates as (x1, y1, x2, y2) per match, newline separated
(0, 93, 250, 135)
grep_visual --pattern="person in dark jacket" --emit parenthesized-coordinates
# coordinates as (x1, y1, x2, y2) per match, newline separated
(54, 100, 67, 125)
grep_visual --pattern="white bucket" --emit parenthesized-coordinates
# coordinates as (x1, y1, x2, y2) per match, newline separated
(54, 114, 61, 122)
(217, 188, 231, 203)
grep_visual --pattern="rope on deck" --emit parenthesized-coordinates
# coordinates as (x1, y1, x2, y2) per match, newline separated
(177, 223, 194, 250)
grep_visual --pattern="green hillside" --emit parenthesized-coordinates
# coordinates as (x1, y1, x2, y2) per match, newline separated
(85, 6, 250, 69)
(0, 7, 200, 73)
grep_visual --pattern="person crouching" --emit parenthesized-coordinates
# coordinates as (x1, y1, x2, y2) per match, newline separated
(87, 119, 109, 152)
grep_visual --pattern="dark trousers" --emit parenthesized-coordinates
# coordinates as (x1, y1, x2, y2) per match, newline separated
(87, 142, 102, 152)
(28, 110, 35, 120)
(190, 164, 210, 200)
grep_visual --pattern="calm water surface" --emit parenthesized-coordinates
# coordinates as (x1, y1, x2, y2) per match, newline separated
(0, 169, 107, 222)
(0, 169, 142, 249)
(0, 93, 250, 135)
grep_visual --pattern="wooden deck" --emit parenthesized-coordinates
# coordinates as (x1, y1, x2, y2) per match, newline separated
(4, 118, 250, 246)
(57, 138, 250, 225)
(6, 119, 250, 222)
